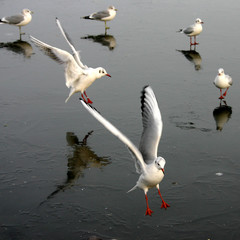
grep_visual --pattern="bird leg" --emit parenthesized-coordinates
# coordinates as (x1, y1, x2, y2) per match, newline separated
(219, 89, 224, 99)
(223, 87, 229, 97)
(158, 189, 170, 209)
(105, 21, 110, 30)
(84, 91, 93, 104)
(193, 36, 199, 45)
(145, 194, 153, 216)
(190, 37, 192, 46)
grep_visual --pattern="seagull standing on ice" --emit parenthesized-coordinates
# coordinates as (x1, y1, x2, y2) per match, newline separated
(80, 86, 170, 216)
(214, 68, 233, 99)
(30, 18, 111, 103)
(178, 18, 204, 45)
(0, 9, 33, 37)
(82, 6, 117, 30)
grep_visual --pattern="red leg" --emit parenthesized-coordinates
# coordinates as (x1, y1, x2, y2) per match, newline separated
(223, 88, 229, 97)
(84, 91, 93, 104)
(145, 194, 153, 216)
(158, 189, 170, 209)
(190, 36, 193, 45)
(219, 89, 224, 99)
(81, 93, 88, 103)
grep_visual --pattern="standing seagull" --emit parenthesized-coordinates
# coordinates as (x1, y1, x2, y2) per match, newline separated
(178, 18, 204, 46)
(80, 86, 170, 216)
(30, 19, 111, 103)
(214, 68, 233, 99)
(82, 6, 117, 30)
(0, 9, 33, 38)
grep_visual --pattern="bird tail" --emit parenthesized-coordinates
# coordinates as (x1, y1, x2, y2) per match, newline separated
(82, 16, 91, 20)
(127, 184, 138, 193)
(177, 29, 183, 33)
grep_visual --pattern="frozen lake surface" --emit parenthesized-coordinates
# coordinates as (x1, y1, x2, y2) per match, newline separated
(1, 0, 240, 239)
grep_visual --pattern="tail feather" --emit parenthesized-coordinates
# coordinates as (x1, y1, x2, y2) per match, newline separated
(82, 16, 91, 20)
(177, 29, 183, 33)
(127, 185, 138, 193)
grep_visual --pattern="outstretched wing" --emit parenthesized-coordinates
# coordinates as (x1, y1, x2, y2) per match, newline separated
(139, 86, 162, 164)
(80, 100, 147, 173)
(30, 35, 84, 88)
(55, 18, 87, 69)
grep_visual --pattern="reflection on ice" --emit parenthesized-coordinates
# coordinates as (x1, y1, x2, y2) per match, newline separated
(81, 34, 116, 51)
(0, 40, 33, 58)
(40, 131, 110, 204)
(213, 100, 232, 131)
(177, 48, 202, 70)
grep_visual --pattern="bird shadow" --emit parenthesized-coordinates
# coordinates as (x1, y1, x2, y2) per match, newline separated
(81, 33, 116, 51)
(176, 46, 202, 71)
(0, 39, 34, 59)
(213, 100, 232, 131)
(39, 131, 110, 206)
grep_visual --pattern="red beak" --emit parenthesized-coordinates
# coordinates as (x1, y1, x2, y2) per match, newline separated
(161, 168, 165, 174)
(106, 74, 111, 77)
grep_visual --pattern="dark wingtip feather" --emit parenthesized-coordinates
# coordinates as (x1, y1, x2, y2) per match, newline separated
(140, 85, 150, 113)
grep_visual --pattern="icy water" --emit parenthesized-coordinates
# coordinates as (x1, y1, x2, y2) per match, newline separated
(1, 0, 240, 239)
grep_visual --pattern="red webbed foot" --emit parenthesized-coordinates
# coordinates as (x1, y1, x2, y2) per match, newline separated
(161, 200, 170, 209)
(145, 207, 153, 216)
(219, 96, 224, 100)
(87, 98, 93, 104)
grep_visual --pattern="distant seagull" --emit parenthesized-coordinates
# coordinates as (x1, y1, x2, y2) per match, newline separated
(30, 18, 111, 104)
(82, 6, 117, 30)
(80, 86, 170, 216)
(0, 9, 33, 37)
(178, 18, 204, 45)
(214, 68, 233, 99)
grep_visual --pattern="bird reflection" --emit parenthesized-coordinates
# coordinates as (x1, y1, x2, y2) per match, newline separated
(81, 34, 116, 50)
(40, 131, 110, 204)
(0, 40, 33, 58)
(213, 100, 232, 131)
(177, 47, 202, 70)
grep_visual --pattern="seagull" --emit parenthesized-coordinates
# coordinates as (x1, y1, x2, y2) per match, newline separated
(214, 68, 233, 99)
(30, 18, 111, 103)
(0, 9, 33, 37)
(82, 6, 117, 30)
(80, 86, 170, 216)
(178, 18, 204, 46)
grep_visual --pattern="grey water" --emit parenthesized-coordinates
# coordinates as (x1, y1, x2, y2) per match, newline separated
(1, 0, 240, 239)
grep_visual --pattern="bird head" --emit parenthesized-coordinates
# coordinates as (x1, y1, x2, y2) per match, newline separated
(97, 67, 111, 78)
(195, 18, 204, 24)
(218, 68, 224, 76)
(155, 157, 166, 173)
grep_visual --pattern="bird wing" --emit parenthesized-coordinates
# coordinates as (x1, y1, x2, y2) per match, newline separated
(30, 35, 84, 88)
(91, 10, 110, 20)
(139, 86, 162, 164)
(227, 75, 233, 86)
(1, 14, 24, 24)
(183, 25, 195, 35)
(55, 18, 87, 69)
(80, 100, 147, 174)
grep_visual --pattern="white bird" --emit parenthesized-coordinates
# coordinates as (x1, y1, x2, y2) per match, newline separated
(214, 68, 233, 99)
(80, 86, 170, 216)
(178, 18, 204, 46)
(30, 19, 111, 103)
(82, 6, 117, 30)
(0, 9, 33, 37)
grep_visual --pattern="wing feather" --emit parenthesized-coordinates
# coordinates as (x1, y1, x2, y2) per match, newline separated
(30, 35, 83, 88)
(80, 100, 147, 173)
(139, 86, 162, 164)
